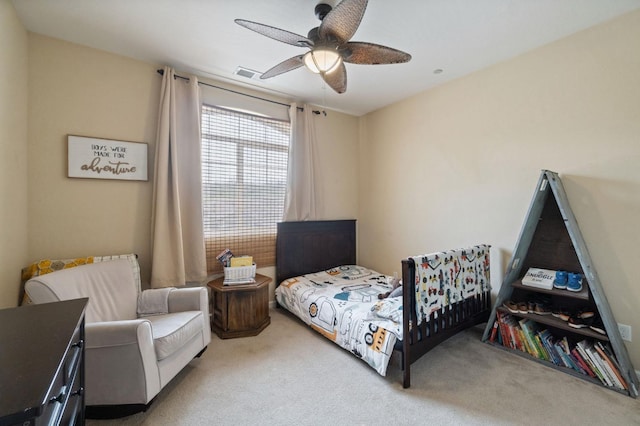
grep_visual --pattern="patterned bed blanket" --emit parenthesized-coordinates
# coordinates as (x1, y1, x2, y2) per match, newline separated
(275, 265, 403, 376)
(412, 244, 491, 325)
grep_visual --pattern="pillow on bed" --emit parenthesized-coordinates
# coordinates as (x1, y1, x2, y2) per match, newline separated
(325, 265, 374, 280)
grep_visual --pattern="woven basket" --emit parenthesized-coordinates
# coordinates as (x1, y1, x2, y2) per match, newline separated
(223, 264, 256, 283)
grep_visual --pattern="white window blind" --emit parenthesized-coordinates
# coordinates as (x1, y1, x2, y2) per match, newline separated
(201, 104, 290, 273)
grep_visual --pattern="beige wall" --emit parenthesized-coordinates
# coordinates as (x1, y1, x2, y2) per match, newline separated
(312, 108, 360, 221)
(358, 10, 640, 368)
(27, 34, 161, 286)
(0, 1, 29, 308)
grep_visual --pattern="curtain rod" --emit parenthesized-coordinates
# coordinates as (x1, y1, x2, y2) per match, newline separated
(156, 69, 326, 115)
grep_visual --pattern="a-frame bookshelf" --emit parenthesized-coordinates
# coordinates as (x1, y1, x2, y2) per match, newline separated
(482, 169, 639, 397)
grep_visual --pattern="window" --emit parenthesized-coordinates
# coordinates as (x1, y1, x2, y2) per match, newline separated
(201, 104, 290, 274)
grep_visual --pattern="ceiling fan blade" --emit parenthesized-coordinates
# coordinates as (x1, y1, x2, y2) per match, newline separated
(260, 55, 305, 79)
(320, 62, 347, 94)
(341, 42, 412, 64)
(235, 19, 313, 48)
(319, 0, 368, 44)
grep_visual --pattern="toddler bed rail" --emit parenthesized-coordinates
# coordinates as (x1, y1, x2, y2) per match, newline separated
(399, 246, 492, 388)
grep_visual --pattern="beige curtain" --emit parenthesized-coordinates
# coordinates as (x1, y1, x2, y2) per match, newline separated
(150, 66, 206, 287)
(283, 103, 318, 221)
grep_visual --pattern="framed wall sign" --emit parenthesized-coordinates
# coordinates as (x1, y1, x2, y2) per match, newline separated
(67, 135, 148, 181)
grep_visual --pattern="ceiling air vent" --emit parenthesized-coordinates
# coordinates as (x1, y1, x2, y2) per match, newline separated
(234, 66, 262, 80)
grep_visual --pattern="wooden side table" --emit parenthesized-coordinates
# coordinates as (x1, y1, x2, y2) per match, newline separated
(207, 273, 271, 339)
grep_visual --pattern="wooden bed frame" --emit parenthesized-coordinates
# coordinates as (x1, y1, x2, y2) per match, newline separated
(275, 219, 492, 388)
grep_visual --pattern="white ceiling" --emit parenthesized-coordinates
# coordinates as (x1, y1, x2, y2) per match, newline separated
(13, 0, 640, 116)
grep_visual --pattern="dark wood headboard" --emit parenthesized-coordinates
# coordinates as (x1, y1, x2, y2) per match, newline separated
(276, 220, 356, 285)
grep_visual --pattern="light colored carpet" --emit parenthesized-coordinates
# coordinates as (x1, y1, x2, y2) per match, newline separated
(88, 308, 640, 425)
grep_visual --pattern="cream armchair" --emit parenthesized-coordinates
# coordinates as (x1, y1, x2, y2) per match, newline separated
(25, 258, 211, 414)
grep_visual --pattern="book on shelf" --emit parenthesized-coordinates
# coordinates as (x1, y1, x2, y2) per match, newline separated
(521, 267, 555, 290)
(557, 348, 578, 371)
(518, 319, 547, 360)
(593, 350, 623, 389)
(496, 310, 511, 349)
(506, 316, 524, 352)
(596, 341, 628, 389)
(576, 341, 609, 386)
(589, 343, 621, 388)
(561, 337, 585, 374)
(538, 329, 562, 366)
(594, 342, 628, 390)
(517, 318, 534, 355)
(554, 343, 570, 369)
(555, 337, 582, 373)
(489, 320, 499, 343)
(570, 347, 596, 378)
(497, 311, 520, 350)
(533, 334, 551, 362)
(517, 328, 531, 354)
(496, 324, 503, 345)
(578, 340, 614, 387)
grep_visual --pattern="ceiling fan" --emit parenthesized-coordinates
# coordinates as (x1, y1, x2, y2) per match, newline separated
(235, 0, 411, 94)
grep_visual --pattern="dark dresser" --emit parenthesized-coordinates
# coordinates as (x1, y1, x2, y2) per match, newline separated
(0, 298, 87, 426)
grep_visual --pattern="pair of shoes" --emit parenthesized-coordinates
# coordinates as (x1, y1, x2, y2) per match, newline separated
(552, 307, 570, 321)
(502, 300, 530, 314)
(576, 308, 595, 319)
(567, 282, 583, 292)
(527, 301, 536, 313)
(553, 280, 567, 290)
(553, 271, 584, 291)
(567, 273, 583, 292)
(532, 301, 552, 315)
(589, 316, 606, 335)
(503, 300, 519, 314)
(568, 314, 594, 329)
(517, 302, 529, 314)
(567, 308, 596, 328)
(553, 270, 568, 289)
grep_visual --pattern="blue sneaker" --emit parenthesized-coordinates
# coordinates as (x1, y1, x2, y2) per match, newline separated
(553, 279, 567, 289)
(567, 273, 583, 292)
(553, 270, 568, 289)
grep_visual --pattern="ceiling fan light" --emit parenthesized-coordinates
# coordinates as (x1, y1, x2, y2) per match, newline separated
(303, 48, 342, 74)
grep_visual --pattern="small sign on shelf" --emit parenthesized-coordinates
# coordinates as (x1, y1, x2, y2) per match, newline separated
(521, 267, 555, 290)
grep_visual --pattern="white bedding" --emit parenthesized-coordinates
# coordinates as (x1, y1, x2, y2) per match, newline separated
(275, 265, 403, 376)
